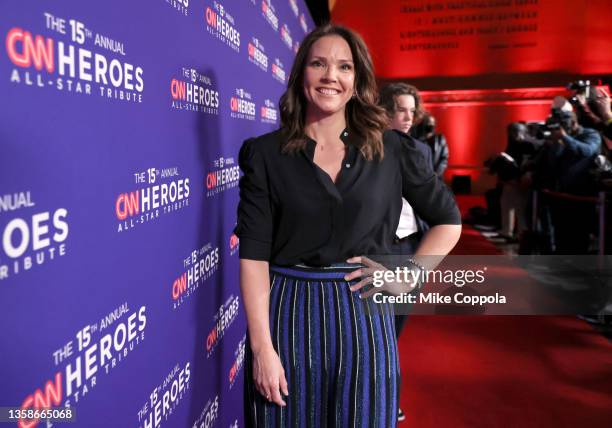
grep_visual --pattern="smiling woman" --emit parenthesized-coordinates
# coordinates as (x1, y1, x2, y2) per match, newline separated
(278, 25, 387, 161)
(235, 24, 462, 428)
(302, 35, 355, 116)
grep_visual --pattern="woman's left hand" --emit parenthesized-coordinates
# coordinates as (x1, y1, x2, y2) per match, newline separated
(344, 256, 417, 299)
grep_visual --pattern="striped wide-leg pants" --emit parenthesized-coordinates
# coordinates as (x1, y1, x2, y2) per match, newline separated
(244, 264, 400, 428)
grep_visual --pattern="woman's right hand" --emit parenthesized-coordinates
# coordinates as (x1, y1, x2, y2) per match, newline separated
(252, 345, 289, 406)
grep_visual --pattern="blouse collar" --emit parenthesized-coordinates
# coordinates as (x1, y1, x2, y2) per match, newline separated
(304, 127, 358, 163)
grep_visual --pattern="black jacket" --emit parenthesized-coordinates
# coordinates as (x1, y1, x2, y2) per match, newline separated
(425, 134, 449, 176)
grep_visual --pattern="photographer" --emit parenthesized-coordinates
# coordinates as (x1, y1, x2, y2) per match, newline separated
(485, 123, 541, 243)
(589, 87, 612, 140)
(568, 81, 612, 139)
(500, 123, 536, 241)
(535, 106, 602, 254)
(537, 108, 601, 192)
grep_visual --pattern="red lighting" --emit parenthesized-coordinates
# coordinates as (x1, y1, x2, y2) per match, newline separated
(331, 0, 612, 79)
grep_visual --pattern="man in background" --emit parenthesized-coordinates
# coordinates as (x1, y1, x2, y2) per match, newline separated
(535, 105, 601, 254)
(412, 113, 449, 177)
(379, 82, 432, 423)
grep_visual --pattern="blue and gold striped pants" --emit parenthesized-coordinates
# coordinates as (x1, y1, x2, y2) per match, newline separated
(244, 264, 400, 427)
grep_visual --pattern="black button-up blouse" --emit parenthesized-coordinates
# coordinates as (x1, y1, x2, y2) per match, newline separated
(235, 128, 461, 266)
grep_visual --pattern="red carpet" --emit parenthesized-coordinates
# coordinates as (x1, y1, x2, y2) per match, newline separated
(397, 196, 612, 427)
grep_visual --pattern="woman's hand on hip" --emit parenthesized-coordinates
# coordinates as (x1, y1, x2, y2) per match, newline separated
(252, 345, 289, 406)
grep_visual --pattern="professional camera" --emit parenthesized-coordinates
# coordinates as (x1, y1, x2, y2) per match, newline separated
(535, 120, 560, 140)
(532, 108, 572, 139)
(567, 80, 597, 104)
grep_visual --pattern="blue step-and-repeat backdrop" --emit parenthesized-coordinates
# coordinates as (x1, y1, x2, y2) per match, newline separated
(0, 1, 313, 427)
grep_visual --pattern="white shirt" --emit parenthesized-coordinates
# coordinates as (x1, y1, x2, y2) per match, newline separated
(395, 197, 418, 238)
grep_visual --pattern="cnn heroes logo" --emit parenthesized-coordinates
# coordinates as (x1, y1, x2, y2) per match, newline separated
(172, 242, 220, 309)
(229, 233, 239, 256)
(205, 1, 240, 52)
(248, 38, 268, 72)
(206, 295, 240, 358)
(18, 303, 146, 428)
(300, 13, 309, 33)
(193, 394, 219, 428)
(115, 166, 190, 233)
(137, 361, 191, 428)
(0, 191, 68, 281)
(229, 88, 255, 121)
(5, 12, 144, 103)
(280, 24, 293, 50)
(228, 334, 246, 389)
(206, 156, 240, 198)
(170, 67, 219, 114)
(164, 0, 189, 16)
(271, 58, 286, 84)
(260, 99, 278, 124)
(261, 1, 279, 31)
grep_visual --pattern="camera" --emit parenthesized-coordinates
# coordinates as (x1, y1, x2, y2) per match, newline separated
(567, 80, 597, 104)
(535, 120, 561, 140)
(532, 108, 572, 139)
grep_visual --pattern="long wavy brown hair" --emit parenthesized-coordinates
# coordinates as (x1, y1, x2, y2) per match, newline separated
(279, 24, 388, 160)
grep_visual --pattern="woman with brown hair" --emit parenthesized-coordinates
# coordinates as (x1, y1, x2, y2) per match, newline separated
(235, 24, 461, 427)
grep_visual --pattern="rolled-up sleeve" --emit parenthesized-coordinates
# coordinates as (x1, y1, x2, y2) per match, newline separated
(395, 131, 461, 225)
(234, 138, 273, 260)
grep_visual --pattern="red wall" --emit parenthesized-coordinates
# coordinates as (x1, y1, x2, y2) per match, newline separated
(421, 88, 555, 192)
(331, 0, 612, 193)
(331, 0, 612, 79)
